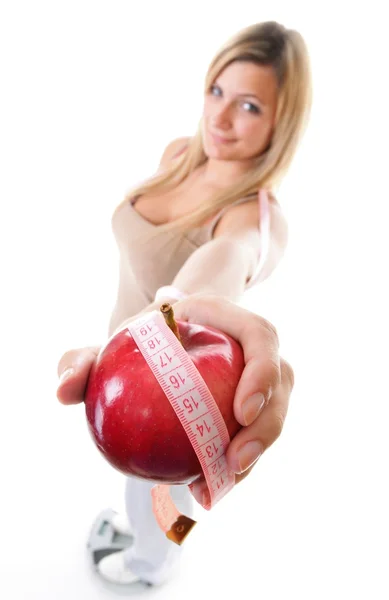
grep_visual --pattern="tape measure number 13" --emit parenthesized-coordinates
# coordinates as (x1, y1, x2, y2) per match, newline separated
(127, 307, 236, 545)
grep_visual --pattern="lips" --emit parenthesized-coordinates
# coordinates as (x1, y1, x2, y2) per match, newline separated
(209, 131, 236, 144)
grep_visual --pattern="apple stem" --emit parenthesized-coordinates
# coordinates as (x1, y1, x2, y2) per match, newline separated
(160, 303, 182, 344)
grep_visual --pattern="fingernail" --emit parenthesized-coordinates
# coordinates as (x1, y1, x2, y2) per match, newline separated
(242, 393, 265, 426)
(237, 441, 263, 474)
(202, 489, 211, 506)
(58, 367, 74, 385)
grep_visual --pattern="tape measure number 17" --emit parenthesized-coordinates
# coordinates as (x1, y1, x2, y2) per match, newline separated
(127, 306, 236, 545)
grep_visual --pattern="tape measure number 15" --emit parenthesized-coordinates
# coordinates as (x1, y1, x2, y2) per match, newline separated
(127, 307, 236, 545)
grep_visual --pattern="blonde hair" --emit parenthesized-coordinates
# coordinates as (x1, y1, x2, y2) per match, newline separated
(126, 21, 312, 233)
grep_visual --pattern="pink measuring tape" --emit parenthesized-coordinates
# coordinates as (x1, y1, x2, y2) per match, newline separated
(127, 308, 236, 545)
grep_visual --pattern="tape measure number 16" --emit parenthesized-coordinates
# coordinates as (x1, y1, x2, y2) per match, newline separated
(127, 306, 236, 545)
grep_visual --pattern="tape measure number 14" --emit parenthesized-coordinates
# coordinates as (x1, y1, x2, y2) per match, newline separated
(127, 306, 236, 545)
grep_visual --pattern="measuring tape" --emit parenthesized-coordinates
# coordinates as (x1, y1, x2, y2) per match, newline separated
(127, 309, 236, 545)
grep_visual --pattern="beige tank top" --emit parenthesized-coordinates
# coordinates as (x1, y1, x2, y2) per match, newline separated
(108, 186, 270, 336)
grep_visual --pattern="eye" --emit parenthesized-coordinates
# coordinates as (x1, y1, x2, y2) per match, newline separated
(209, 84, 222, 97)
(242, 101, 261, 115)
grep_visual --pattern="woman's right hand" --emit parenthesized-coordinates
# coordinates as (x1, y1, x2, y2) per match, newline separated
(56, 347, 100, 405)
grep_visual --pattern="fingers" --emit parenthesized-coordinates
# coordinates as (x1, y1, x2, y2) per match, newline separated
(56, 346, 100, 405)
(226, 358, 294, 483)
(164, 297, 294, 495)
(174, 294, 291, 490)
(173, 294, 281, 427)
(190, 360, 293, 501)
(173, 295, 258, 342)
(232, 318, 280, 427)
(189, 477, 207, 505)
(215, 305, 281, 427)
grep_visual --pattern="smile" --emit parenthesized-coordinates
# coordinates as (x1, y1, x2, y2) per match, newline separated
(209, 131, 236, 145)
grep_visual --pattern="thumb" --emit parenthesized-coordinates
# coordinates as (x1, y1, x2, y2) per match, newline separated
(57, 346, 100, 405)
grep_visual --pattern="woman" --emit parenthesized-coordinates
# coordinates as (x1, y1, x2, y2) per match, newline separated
(57, 20, 311, 587)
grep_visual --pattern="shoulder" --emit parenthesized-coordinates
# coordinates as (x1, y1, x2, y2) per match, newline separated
(213, 197, 259, 240)
(159, 137, 191, 168)
(214, 192, 288, 251)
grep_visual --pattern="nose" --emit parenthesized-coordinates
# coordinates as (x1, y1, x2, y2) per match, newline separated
(211, 102, 233, 131)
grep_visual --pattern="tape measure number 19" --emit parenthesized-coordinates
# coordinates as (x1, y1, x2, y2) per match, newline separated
(127, 308, 236, 545)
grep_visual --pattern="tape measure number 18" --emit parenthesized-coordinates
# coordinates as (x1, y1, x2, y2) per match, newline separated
(127, 306, 236, 545)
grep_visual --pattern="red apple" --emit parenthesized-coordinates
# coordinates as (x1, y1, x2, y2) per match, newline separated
(84, 305, 244, 485)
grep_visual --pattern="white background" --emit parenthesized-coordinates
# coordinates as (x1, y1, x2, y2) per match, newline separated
(0, 1, 388, 599)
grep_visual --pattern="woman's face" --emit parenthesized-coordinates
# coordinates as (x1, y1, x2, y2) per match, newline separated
(202, 61, 278, 161)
